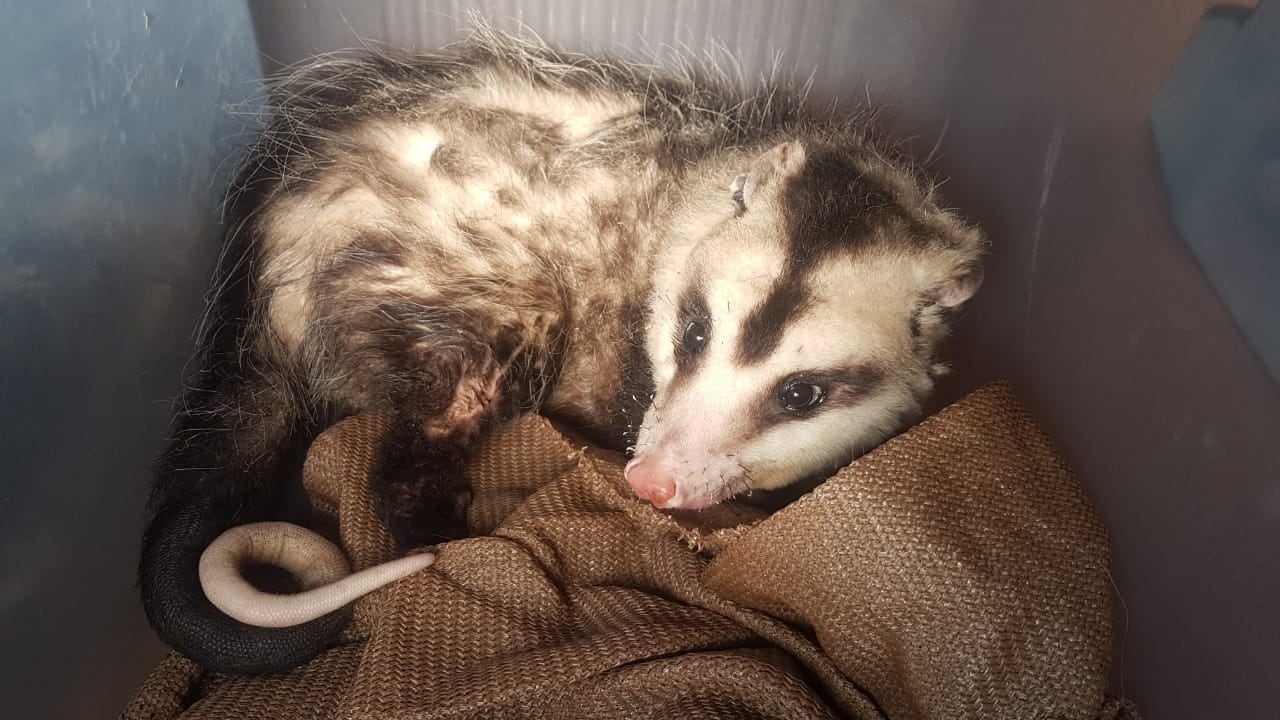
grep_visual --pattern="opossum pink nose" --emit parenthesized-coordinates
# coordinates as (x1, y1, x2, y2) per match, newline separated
(624, 458, 676, 506)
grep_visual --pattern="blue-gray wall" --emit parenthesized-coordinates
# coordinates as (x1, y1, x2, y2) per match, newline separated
(0, 2, 258, 717)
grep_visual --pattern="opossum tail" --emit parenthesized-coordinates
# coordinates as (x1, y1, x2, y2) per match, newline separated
(134, 138, 361, 671)
(137, 334, 357, 674)
(198, 522, 435, 628)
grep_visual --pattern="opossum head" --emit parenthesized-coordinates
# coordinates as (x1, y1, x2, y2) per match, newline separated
(629, 139, 984, 509)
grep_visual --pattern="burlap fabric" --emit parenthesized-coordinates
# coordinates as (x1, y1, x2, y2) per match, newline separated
(123, 382, 1135, 720)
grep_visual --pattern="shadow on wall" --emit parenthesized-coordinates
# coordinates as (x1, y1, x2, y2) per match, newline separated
(1153, 0, 1280, 386)
(0, 2, 260, 718)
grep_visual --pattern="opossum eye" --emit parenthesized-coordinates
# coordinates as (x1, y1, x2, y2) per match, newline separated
(779, 380, 826, 413)
(681, 320, 710, 355)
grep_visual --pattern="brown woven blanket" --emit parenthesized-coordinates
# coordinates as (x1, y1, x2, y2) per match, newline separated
(123, 382, 1135, 720)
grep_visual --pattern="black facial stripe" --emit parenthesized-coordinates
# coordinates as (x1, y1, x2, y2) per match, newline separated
(908, 303, 923, 339)
(780, 146, 927, 273)
(767, 147, 939, 365)
(735, 278, 812, 365)
(671, 281, 710, 380)
(820, 363, 888, 409)
(746, 362, 889, 435)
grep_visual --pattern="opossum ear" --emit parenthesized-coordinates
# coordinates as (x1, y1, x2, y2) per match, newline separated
(933, 263, 984, 309)
(731, 141, 807, 212)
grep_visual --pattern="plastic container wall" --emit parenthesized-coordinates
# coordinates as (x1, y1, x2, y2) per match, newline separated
(2, 1, 1274, 718)
(0, 2, 259, 717)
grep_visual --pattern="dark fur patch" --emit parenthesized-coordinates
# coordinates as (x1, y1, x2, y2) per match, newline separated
(731, 148, 923, 367)
(370, 415, 473, 551)
(593, 297, 655, 451)
(908, 303, 923, 339)
(307, 283, 567, 550)
(430, 143, 476, 178)
(735, 278, 812, 365)
(340, 230, 405, 267)
(746, 362, 888, 435)
(670, 281, 711, 381)
(820, 363, 889, 409)
(781, 146, 922, 271)
(495, 186, 522, 207)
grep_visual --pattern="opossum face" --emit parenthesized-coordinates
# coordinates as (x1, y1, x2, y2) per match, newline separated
(628, 141, 984, 510)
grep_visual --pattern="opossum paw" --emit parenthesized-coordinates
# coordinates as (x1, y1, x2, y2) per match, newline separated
(371, 416, 477, 553)
(380, 473, 473, 550)
(382, 485, 472, 553)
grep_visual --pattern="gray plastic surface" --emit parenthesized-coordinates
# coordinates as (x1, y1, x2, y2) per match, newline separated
(2, 2, 1276, 718)
(0, 2, 260, 717)
(1152, 2, 1280, 385)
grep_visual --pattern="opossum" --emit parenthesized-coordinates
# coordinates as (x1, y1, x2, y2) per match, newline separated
(139, 28, 984, 676)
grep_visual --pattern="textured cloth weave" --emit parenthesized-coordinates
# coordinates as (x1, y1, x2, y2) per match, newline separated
(122, 382, 1133, 719)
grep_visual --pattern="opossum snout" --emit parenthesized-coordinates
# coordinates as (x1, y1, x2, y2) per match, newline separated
(623, 457, 676, 506)
(623, 454, 724, 511)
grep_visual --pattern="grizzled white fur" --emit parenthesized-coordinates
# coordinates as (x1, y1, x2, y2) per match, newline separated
(247, 30, 984, 510)
(142, 26, 985, 675)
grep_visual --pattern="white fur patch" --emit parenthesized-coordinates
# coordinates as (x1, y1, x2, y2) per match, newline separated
(260, 186, 391, 349)
(399, 127, 442, 167)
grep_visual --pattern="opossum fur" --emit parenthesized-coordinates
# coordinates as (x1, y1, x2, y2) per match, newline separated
(139, 27, 985, 676)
